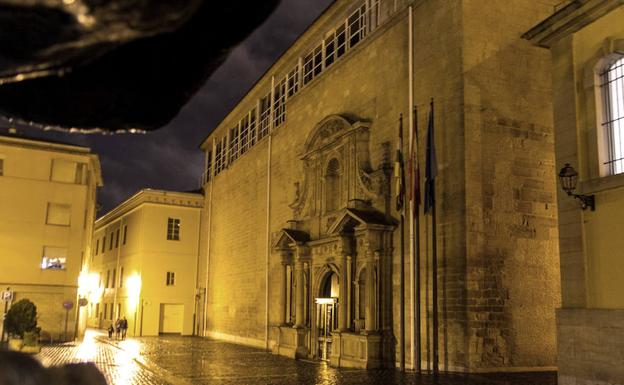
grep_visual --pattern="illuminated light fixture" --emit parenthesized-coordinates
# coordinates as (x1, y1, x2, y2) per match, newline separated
(558, 163, 595, 211)
(315, 298, 337, 305)
(126, 275, 142, 297)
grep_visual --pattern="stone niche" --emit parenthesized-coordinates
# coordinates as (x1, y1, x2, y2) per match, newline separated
(271, 114, 395, 368)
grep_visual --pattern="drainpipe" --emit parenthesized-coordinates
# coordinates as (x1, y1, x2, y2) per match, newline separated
(203, 139, 215, 337)
(265, 134, 273, 350)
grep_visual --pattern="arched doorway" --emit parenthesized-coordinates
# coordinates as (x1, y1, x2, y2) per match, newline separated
(316, 270, 339, 361)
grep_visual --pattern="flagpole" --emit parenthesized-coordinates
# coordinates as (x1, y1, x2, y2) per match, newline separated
(430, 99, 439, 375)
(398, 114, 406, 372)
(407, 4, 416, 373)
(413, 105, 422, 373)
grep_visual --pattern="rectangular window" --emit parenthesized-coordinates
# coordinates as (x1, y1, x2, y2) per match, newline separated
(325, 32, 336, 68)
(313, 43, 323, 77)
(336, 24, 347, 59)
(249, 108, 258, 146)
(119, 267, 124, 288)
(287, 65, 300, 97)
(109, 303, 114, 320)
(601, 57, 624, 175)
(229, 125, 239, 163)
(109, 234, 113, 250)
(103, 303, 107, 319)
(167, 218, 180, 240)
(0, 158, 3, 176)
(166, 271, 176, 286)
(123, 225, 128, 245)
(214, 136, 227, 175)
(106, 270, 110, 288)
(95, 239, 99, 256)
(96, 303, 100, 319)
(348, 5, 367, 49)
(273, 77, 287, 127)
(205, 151, 213, 183)
(50, 159, 87, 184)
(259, 93, 271, 139)
(46, 203, 71, 226)
(41, 246, 67, 270)
(102, 236, 106, 253)
(239, 115, 249, 155)
(303, 50, 314, 85)
(111, 268, 116, 288)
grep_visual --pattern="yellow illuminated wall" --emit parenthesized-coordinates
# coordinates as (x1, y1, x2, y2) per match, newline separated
(0, 134, 101, 341)
(87, 189, 203, 337)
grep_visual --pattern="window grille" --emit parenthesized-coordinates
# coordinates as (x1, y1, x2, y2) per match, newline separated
(303, 50, 314, 85)
(239, 114, 250, 155)
(166, 271, 176, 286)
(249, 108, 258, 146)
(348, 4, 367, 49)
(287, 66, 300, 97)
(259, 93, 271, 139)
(229, 125, 239, 163)
(167, 218, 180, 240)
(325, 32, 336, 68)
(336, 24, 347, 59)
(274, 77, 287, 127)
(601, 57, 624, 175)
(215, 136, 227, 174)
(313, 43, 323, 77)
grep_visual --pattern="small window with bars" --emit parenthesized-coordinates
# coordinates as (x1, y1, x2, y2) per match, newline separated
(325, 32, 336, 68)
(249, 108, 258, 146)
(274, 77, 287, 127)
(229, 125, 239, 163)
(167, 218, 180, 241)
(259, 93, 271, 139)
(215, 136, 227, 174)
(239, 114, 250, 155)
(600, 56, 624, 175)
(287, 66, 300, 97)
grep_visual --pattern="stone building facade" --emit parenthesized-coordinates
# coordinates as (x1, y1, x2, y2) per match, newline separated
(87, 189, 203, 337)
(0, 132, 102, 342)
(198, 0, 562, 372)
(524, 1, 624, 384)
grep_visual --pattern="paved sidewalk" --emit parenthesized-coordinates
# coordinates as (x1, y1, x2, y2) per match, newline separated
(36, 329, 558, 385)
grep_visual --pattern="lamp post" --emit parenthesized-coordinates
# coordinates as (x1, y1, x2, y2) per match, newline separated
(558, 163, 595, 211)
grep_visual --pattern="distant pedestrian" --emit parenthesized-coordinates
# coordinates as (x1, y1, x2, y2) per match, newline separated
(121, 317, 128, 340)
(115, 319, 121, 340)
(107, 324, 114, 339)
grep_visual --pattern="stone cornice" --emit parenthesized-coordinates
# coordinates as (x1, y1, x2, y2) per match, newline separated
(522, 0, 624, 48)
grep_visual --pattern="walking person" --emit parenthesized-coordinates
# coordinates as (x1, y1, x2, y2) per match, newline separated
(115, 318, 121, 340)
(107, 323, 114, 339)
(121, 317, 128, 340)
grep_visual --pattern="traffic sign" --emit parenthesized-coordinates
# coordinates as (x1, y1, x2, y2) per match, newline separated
(1, 291, 13, 301)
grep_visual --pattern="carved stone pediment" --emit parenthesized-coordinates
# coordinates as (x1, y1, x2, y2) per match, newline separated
(289, 115, 389, 222)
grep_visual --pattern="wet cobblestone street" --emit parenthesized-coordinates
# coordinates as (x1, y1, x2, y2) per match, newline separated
(36, 330, 558, 385)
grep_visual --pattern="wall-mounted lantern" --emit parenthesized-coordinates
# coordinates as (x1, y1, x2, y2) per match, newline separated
(558, 163, 595, 211)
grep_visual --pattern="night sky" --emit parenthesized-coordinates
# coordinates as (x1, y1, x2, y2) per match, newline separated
(0, 0, 333, 215)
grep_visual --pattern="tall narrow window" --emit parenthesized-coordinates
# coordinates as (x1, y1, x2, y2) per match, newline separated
(249, 108, 258, 146)
(259, 93, 271, 139)
(115, 228, 120, 248)
(119, 267, 124, 288)
(273, 77, 287, 127)
(229, 125, 239, 163)
(0, 158, 4, 176)
(166, 271, 176, 286)
(325, 158, 341, 212)
(102, 236, 106, 253)
(601, 57, 624, 175)
(95, 239, 99, 256)
(286, 65, 300, 97)
(106, 270, 110, 288)
(167, 218, 180, 240)
(348, 5, 367, 49)
(123, 225, 128, 245)
(239, 114, 250, 155)
(109, 233, 113, 250)
(111, 268, 116, 288)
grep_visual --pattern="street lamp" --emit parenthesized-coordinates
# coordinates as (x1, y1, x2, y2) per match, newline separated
(558, 163, 595, 211)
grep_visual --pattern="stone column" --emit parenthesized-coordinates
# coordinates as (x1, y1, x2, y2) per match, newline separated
(338, 255, 348, 331)
(365, 258, 376, 332)
(346, 255, 352, 330)
(294, 259, 305, 327)
(278, 261, 287, 325)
